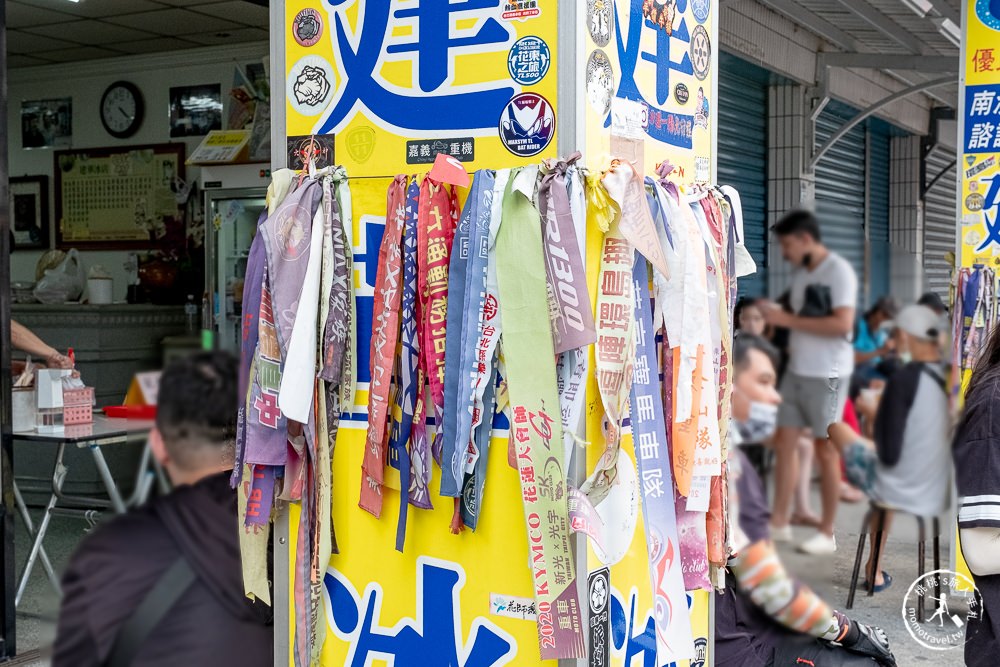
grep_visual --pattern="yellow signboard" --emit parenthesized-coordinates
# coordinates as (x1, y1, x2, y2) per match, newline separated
(582, 1, 715, 665)
(954, 0, 1000, 590)
(281, 0, 716, 663)
(582, 0, 715, 179)
(958, 0, 1000, 267)
(284, 0, 560, 176)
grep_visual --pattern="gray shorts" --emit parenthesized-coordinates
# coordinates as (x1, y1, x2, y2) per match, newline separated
(777, 373, 848, 436)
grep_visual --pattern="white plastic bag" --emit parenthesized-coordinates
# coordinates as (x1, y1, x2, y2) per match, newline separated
(33, 248, 85, 304)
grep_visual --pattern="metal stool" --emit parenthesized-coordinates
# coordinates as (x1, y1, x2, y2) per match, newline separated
(846, 503, 941, 622)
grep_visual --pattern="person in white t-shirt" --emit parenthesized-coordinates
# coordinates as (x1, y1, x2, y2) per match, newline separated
(759, 210, 858, 556)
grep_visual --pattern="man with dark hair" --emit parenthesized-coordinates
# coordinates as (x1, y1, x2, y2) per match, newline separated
(718, 334, 896, 667)
(917, 291, 947, 316)
(53, 352, 272, 667)
(760, 209, 858, 555)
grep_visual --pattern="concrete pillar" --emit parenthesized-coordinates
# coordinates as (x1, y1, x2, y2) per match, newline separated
(767, 84, 815, 297)
(889, 135, 923, 303)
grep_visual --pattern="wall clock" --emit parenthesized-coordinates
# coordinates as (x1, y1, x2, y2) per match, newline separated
(100, 81, 144, 139)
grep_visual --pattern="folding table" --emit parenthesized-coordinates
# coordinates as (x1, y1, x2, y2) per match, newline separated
(12, 416, 165, 607)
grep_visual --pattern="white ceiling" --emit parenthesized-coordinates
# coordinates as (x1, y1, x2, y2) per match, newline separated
(6, 0, 269, 68)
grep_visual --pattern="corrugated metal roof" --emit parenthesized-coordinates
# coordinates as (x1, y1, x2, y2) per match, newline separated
(766, 0, 960, 108)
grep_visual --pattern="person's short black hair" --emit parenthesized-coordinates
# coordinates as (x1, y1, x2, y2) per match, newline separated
(734, 296, 762, 331)
(156, 351, 238, 470)
(733, 334, 780, 375)
(771, 209, 821, 241)
(918, 291, 947, 314)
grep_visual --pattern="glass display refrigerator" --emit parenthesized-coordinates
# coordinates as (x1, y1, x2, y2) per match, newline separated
(202, 165, 269, 351)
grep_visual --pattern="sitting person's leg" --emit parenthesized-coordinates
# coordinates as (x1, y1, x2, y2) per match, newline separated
(828, 422, 894, 590)
(791, 431, 820, 527)
(866, 511, 893, 589)
(828, 423, 877, 496)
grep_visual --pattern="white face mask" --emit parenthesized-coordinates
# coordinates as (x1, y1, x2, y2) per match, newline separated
(899, 351, 913, 364)
(736, 401, 779, 442)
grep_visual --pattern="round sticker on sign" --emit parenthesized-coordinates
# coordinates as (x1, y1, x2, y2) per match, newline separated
(691, 0, 711, 23)
(587, 0, 613, 46)
(968, 192, 986, 211)
(292, 8, 323, 47)
(499, 93, 555, 157)
(586, 50, 614, 116)
(507, 36, 551, 86)
(674, 82, 690, 105)
(287, 56, 334, 116)
(690, 24, 712, 81)
(592, 454, 640, 565)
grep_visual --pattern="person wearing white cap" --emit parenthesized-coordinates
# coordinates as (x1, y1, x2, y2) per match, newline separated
(827, 304, 950, 593)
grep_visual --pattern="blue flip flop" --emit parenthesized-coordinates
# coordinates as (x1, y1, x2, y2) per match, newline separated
(862, 571, 893, 593)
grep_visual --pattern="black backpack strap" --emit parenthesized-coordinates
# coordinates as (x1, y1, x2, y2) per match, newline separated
(105, 556, 197, 667)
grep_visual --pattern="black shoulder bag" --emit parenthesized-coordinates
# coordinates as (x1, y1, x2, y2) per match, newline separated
(104, 556, 197, 667)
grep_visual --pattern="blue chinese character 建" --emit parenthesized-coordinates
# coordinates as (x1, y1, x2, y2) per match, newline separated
(617, 0, 694, 107)
(319, 0, 516, 134)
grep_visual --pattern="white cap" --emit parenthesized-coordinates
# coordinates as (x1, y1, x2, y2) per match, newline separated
(895, 304, 942, 341)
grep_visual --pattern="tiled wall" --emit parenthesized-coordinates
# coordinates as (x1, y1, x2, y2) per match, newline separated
(889, 135, 924, 302)
(766, 84, 815, 297)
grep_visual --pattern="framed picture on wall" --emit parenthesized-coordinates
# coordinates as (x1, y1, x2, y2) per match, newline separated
(21, 98, 72, 149)
(9, 176, 49, 250)
(169, 84, 223, 137)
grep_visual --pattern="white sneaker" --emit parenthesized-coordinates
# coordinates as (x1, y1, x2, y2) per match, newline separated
(770, 524, 793, 542)
(797, 532, 837, 555)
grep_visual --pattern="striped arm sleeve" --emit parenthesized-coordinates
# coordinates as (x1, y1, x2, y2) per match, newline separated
(959, 495, 1000, 529)
(730, 540, 848, 642)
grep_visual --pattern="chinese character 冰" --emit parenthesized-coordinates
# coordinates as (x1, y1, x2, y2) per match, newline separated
(324, 561, 513, 667)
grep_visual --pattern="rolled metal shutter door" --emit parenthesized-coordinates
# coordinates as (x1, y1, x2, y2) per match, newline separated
(868, 124, 891, 301)
(923, 144, 957, 300)
(718, 53, 769, 298)
(814, 102, 866, 305)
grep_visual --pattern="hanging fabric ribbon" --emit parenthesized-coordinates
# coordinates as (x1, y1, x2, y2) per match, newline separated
(496, 167, 586, 660)
(417, 178, 457, 465)
(631, 253, 696, 661)
(234, 210, 268, 491)
(538, 153, 596, 353)
(580, 172, 636, 505)
(663, 338, 712, 591)
(389, 180, 421, 550)
(460, 170, 502, 530)
(235, 211, 271, 605)
(360, 175, 408, 518)
(440, 171, 494, 502)
(438, 179, 473, 528)
(655, 176, 712, 497)
(602, 160, 670, 280)
(460, 168, 510, 528)
(330, 167, 356, 411)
